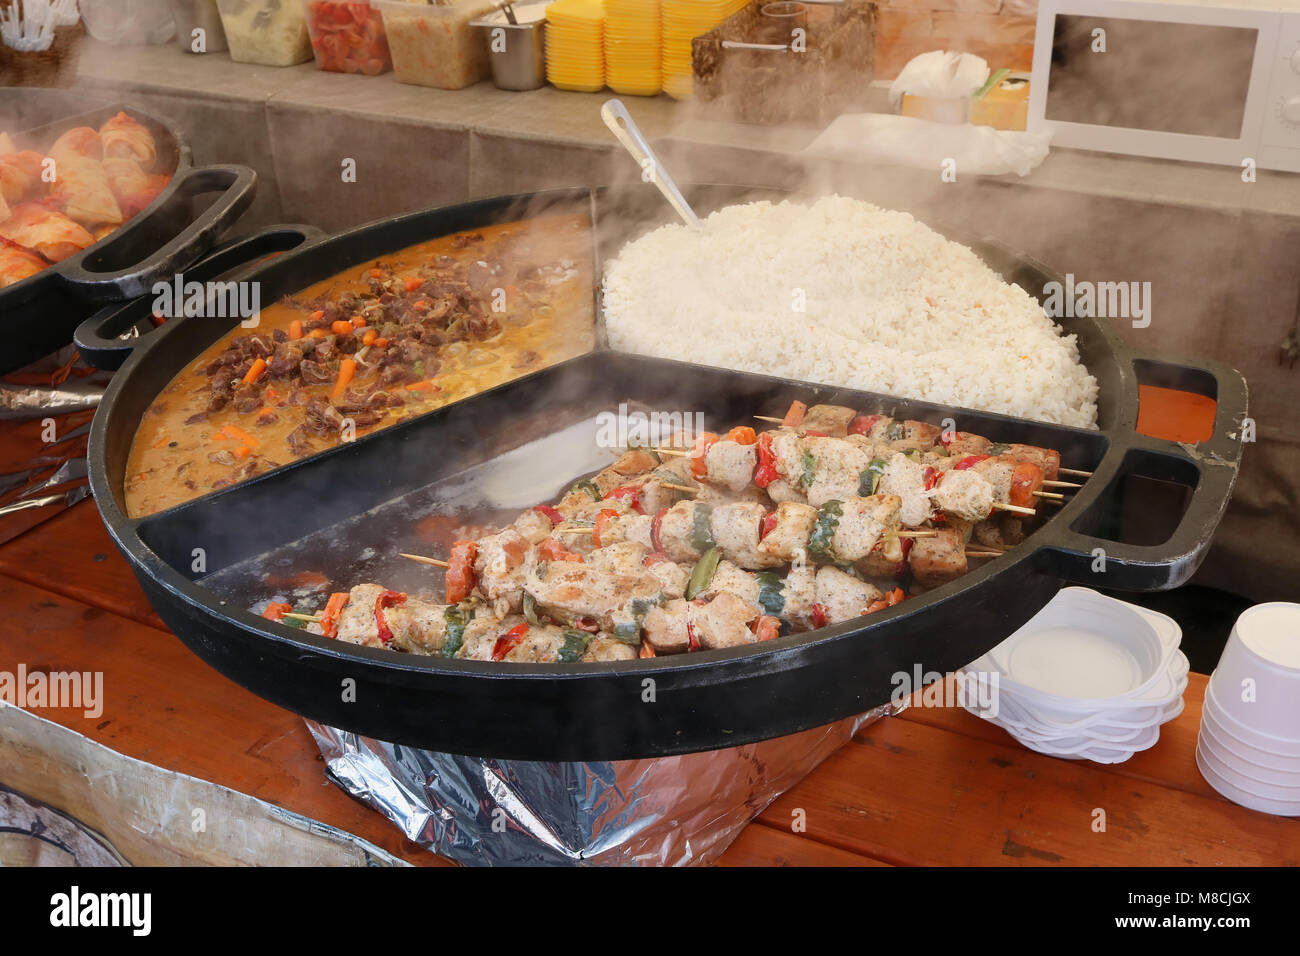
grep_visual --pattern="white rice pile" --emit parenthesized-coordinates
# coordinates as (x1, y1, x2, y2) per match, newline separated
(602, 196, 1099, 428)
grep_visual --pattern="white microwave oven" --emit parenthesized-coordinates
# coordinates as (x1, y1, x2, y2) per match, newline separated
(1029, 0, 1300, 171)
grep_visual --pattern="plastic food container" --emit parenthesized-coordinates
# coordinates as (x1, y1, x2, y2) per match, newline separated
(376, 0, 495, 90)
(169, 0, 229, 53)
(215, 0, 313, 66)
(81, 0, 176, 45)
(304, 0, 392, 74)
(470, 3, 549, 92)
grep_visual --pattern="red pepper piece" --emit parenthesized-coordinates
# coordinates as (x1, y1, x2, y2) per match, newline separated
(803, 429, 828, 438)
(848, 414, 880, 436)
(753, 432, 781, 489)
(782, 400, 807, 427)
(491, 622, 530, 661)
(261, 602, 292, 622)
(603, 485, 645, 514)
(753, 615, 781, 642)
(374, 589, 407, 644)
(538, 538, 583, 562)
(953, 454, 989, 471)
(643, 551, 673, 567)
(923, 466, 940, 491)
(760, 510, 779, 540)
(320, 591, 350, 639)
(1008, 462, 1044, 510)
(593, 508, 620, 548)
(651, 507, 668, 553)
(532, 504, 564, 526)
(810, 603, 829, 629)
(445, 540, 478, 604)
(573, 617, 600, 632)
(725, 425, 757, 445)
(686, 620, 701, 652)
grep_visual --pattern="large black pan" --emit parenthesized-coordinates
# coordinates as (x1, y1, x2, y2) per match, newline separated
(1, 102, 256, 374)
(85, 185, 1247, 761)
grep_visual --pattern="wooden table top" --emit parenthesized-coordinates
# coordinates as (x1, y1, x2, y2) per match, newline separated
(1, 421, 1295, 867)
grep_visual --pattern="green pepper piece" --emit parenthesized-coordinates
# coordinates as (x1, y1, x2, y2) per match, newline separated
(988, 442, 1009, 456)
(685, 547, 722, 601)
(690, 504, 715, 554)
(557, 629, 591, 663)
(800, 451, 817, 489)
(522, 592, 541, 626)
(858, 458, 889, 497)
(755, 571, 786, 616)
(808, 500, 843, 564)
(885, 422, 904, 442)
(569, 478, 601, 501)
(611, 617, 643, 645)
(442, 605, 467, 658)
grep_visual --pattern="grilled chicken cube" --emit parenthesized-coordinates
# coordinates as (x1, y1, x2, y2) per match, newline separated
(877, 452, 934, 527)
(857, 532, 908, 580)
(644, 555, 689, 598)
(702, 439, 757, 493)
(945, 432, 991, 457)
(929, 469, 995, 522)
(332, 583, 390, 648)
(696, 482, 771, 508)
(908, 528, 968, 589)
(524, 560, 661, 631)
(611, 448, 661, 476)
(690, 591, 760, 649)
(765, 477, 806, 504)
(387, 598, 453, 654)
(598, 512, 654, 550)
(901, 420, 943, 449)
(455, 612, 524, 660)
(656, 500, 713, 563)
(582, 635, 639, 662)
(494, 622, 575, 663)
(757, 501, 819, 562)
(780, 566, 817, 629)
(815, 566, 884, 624)
(585, 541, 648, 576)
(801, 436, 873, 507)
(829, 494, 902, 562)
(800, 404, 858, 437)
(592, 465, 638, 496)
(1002, 444, 1061, 482)
(473, 528, 533, 608)
(709, 501, 784, 570)
(769, 429, 804, 482)
(697, 559, 761, 609)
(637, 475, 687, 515)
(971, 458, 1015, 505)
(513, 508, 555, 545)
(642, 599, 693, 654)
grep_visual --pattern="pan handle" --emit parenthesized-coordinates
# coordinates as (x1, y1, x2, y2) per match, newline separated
(73, 224, 325, 370)
(1040, 354, 1249, 591)
(57, 163, 258, 302)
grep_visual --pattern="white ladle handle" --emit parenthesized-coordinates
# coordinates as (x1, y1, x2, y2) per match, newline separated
(601, 98, 702, 228)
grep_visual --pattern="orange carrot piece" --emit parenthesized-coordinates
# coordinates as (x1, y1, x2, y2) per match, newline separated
(309, 328, 327, 339)
(368, 268, 383, 279)
(308, 310, 325, 321)
(372, 337, 388, 348)
(404, 379, 439, 393)
(242, 358, 267, 385)
(217, 424, 260, 448)
(331, 320, 354, 337)
(288, 320, 303, 340)
(233, 445, 253, 459)
(333, 358, 357, 398)
(352, 316, 366, 328)
(403, 275, 422, 292)
(362, 329, 377, 347)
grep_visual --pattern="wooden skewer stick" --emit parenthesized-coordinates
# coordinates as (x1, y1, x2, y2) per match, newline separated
(1033, 490, 1065, 501)
(400, 552, 451, 569)
(1058, 467, 1093, 477)
(754, 415, 785, 424)
(991, 501, 1036, 516)
(661, 483, 698, 494)
(557, 527, 595, 535)
(1042, 480, 1082, 489)
(655, 447, 691, 457)
(966, 551, 1004, 559)
(895, 530, 938, 539)
(282, 612, 322, 623)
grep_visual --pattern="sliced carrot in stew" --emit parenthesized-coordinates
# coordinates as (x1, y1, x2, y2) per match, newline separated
(288, 320, 303, 340)
(404, 380, 438, 393)
(333, 359, 357, 399)
(242, 358, 267, 385)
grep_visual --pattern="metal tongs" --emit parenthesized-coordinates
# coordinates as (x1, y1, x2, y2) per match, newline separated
(600, 99, 701, 228)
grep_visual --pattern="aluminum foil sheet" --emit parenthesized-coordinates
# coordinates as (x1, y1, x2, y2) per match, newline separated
(308, 703, 901, 866)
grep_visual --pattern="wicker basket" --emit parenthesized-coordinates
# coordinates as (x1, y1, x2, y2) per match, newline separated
(0, 22, 84, 88)
(692, 0, 876, 127)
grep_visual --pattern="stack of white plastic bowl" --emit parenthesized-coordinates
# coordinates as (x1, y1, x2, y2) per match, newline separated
(1196, 602, 1300, 817)
(959, 587, 1189, 763)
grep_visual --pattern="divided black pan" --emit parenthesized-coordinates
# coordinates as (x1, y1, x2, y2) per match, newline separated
(1, 102, 256, 374)
(86, 185, 1247, 761)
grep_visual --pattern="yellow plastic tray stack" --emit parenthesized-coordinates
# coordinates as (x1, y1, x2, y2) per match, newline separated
(604, 0, 661, 96)
(661, 0, 746, 100)
(546, 0, 606, 92)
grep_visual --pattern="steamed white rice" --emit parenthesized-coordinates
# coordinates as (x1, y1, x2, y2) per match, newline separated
(602, 196, 1099, 428)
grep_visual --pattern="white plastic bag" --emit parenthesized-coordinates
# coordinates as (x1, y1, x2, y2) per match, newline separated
(888, 49, 991, 110)
(806, 112, 1052, 178)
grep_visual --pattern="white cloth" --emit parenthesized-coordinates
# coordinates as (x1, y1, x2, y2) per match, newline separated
(888, 50, 991, 111)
